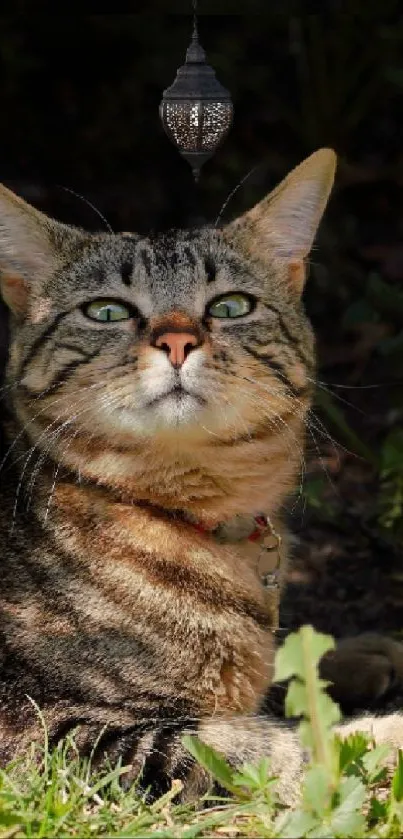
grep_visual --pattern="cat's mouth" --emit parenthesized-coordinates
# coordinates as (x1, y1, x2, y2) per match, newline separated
(146, 384, 207, 409)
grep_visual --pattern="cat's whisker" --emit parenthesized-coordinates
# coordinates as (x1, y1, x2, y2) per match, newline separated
(221, 389, 307, 505)
(57, 185, 114, 233)
(0, 379, 21, 400)
(43, 424, 92, 523)
(32, 430, 83, 517)
(13, 386, 111, 524)
(24, 391, 126, 514)
(214, 163, 261, 228)
(236, 372, 342, 493)
(316, 379, 397, 390)
(0, 380, 106, 477)
(6, 383, 104, 484)
(306, 376, 366, 414)
(25, 421, 82, 515)
(224, 364, 334, 495)
(211, 390, 254, 441)
(15, 419, 80, 526)
(228, 376, 307, 476)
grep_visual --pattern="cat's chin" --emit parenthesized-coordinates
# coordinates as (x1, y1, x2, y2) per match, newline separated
(147, 390, 207, 430)
(99, 391, 210, 438)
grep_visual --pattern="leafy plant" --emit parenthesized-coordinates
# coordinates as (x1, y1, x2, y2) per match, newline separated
(183, 625, 403, 838)
(378, 428, 403, 538)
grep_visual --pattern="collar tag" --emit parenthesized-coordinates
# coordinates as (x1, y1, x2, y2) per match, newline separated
(254, 514, 282, 590)
(192, 511, 283, 590)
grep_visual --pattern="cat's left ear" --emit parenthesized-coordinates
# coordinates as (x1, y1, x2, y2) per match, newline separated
(224, 148, 337, 294)
(0, 183, 79, 317)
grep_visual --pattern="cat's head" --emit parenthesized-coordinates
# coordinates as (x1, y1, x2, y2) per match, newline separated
(0, 150, 336, 465)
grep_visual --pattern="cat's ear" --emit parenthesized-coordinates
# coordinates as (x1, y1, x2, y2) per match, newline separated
(0, 183, 76, 317)
(225, 148, 337, 293)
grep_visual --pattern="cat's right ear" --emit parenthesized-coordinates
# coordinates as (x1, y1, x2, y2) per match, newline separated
(0, 184, 76, 318)
(224, 148, 337, 295)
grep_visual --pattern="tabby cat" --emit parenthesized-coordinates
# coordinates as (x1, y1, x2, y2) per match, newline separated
(0, 149, 403, 805)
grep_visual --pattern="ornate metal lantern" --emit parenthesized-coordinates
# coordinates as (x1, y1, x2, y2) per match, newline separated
(159, 14, 233, 182)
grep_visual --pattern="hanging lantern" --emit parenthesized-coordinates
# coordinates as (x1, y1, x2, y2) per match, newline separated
(159, 10, 233, 182)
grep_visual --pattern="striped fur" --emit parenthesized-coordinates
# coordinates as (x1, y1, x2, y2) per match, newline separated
(1, 150, 403, 804)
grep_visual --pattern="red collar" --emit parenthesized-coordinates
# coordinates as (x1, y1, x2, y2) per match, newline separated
(191, 514, 269, 542)
(133, 499, 275, 550)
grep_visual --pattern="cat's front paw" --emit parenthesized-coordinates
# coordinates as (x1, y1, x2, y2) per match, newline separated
(110, 727, 212, 803)
(320, 633, 403, 709)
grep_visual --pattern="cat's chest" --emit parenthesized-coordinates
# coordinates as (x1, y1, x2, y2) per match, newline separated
(62, 501, 275, 713)
(4, 486, 277, 715)
(4, 546, 275, 716)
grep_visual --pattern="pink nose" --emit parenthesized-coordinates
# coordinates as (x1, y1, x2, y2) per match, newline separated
(154, 332, 199, 368)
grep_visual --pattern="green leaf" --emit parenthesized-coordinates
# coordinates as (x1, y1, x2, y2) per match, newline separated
(362, 743, 391, 780)
(338, 732, 370, 774)
(286, 682, 340, 731)
(181, 735, 236, 795)
(390, 799, 403, 829)
(86, 764, 132, 797)
(330, 806, 365, 836)
(276, 809, 319, 838)
(285, 679, 307, 717)
(380, 429, 403, 473)
(392, 749, 403, 802)
(0, 813, 23, 828)
(276, 626, 341, 771)
(308, 827, 334, 839)
(342, 298, 379, 328)
(337, 774, 366, 806)
(369, 795, 389, 822)
(329, 776, 366, 836)
(274, 626, 335, 683)
(232, 758, 275, 793)
(303, 764, 333, 815)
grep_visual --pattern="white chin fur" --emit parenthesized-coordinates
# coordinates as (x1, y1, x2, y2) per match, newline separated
(148, 392, 204, 429)
(88, 391, 208, 438)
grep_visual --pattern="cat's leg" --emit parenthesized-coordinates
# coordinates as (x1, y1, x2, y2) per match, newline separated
(196, 716, 304, 805)
(334, 712, 403, 749)
(320, 633, 403, 707)
(197, 709, 403, 805)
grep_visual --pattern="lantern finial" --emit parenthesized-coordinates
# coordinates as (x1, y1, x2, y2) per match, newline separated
(159, 1, 234, 182)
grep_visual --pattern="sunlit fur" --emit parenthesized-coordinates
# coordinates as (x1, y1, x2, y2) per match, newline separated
(1, 150, 402, 804)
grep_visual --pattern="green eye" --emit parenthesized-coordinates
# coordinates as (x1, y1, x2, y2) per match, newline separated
(207, 293, 254, 319)
(84, 299, 132, 322)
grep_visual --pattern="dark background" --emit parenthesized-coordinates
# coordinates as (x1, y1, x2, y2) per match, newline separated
(1, 8, 403, 661)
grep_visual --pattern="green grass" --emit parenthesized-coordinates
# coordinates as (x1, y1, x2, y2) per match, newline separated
(1, 627, 403, 838)
(0, 740, 282, 838)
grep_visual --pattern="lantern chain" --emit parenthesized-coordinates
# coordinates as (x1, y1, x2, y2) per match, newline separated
(192, 0, 198, 40)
